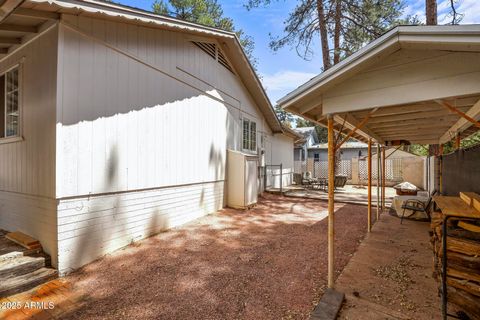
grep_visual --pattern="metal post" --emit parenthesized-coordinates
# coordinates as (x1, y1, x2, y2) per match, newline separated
(327, 115, 335, 288)
(368, 139, 372, 232)
(376, 144, 380, 220)
(439, 145, 443, 194)
(264, 165, 267, 192)
(382, 147, 386, 211)
(280, 163, 283, 195)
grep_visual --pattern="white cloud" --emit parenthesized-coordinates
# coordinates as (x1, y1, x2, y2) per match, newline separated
(260, 70, 317, 103)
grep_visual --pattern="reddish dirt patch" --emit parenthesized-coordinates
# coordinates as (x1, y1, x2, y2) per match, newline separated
(61, 194, 369, 320)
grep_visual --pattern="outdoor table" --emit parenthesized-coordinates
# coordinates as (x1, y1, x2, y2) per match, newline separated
(432, 195, 480, 320)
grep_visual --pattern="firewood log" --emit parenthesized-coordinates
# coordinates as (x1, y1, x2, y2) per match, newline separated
(448, 286, 480, 320)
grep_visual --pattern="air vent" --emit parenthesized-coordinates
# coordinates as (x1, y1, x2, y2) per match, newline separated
(192, 41, 234, 73)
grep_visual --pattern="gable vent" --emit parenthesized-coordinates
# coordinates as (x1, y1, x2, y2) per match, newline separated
(192, 41, 234, 73)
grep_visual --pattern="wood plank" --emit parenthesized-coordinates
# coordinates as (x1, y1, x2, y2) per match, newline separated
(460, 192, 480, 212)
(447, 277, 480, 298)
(433, 196, 480, 219)
(310, 288, 345, 320)
(5, 232, 40, 249)
(448, 267, 480, 283)
(458, 221, 480, 233)
(0, 24, 37, 33)
(447, 287, 480, 320)
(0, 37, 21, 44)
(447, 237, 480, 256)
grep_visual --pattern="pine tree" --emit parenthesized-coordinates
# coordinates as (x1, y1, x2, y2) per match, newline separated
(246, 0, 415, 71)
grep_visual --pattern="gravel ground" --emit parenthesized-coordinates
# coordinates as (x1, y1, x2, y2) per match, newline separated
(62, 194, 369, 320)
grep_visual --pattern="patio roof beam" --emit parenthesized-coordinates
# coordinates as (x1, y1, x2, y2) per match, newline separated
(0, 24, 37, 33)
(0, 37, 21, 44)
(12, 8, 61, 20)
(367, 110, 453, 124)
(368, 117, 458, 129)
(334, 108, 379, 150)
(437, 99, 480, 144)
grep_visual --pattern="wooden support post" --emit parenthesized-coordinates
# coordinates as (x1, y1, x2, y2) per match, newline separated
(382, 146, 386, 211)
(455, 134, 461, 150)
(368, 138, 372, 232)
(376, 144, 380, 220)
(327, 115, 335, 288)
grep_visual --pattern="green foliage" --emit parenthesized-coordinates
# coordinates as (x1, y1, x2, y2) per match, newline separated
(274, 105, 294, 125)
(407, 132, 480, 156)
(246, 0, 418, 67)
(340, 0, 418, 57)
(407, 144, 429, 156)
(153, 0, 257, 67)
(462, 131, 480, 149)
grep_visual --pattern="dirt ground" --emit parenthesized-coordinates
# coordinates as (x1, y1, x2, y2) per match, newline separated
(55, 194, 369, 320)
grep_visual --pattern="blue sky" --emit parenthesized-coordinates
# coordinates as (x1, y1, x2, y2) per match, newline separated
(117, 0, 479, 103)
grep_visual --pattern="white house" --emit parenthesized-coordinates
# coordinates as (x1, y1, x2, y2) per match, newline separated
(293, 126, 318, 163)
(0, 0, 295, 274)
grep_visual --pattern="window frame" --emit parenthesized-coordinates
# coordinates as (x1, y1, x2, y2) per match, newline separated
(242, 117, 257, 153)
(0, 63, 23, 144)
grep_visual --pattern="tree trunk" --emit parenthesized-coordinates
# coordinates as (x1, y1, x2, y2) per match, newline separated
(333, 0, 341, 65)
(316, 0, 331, 70)
(426, 0, 437, 25)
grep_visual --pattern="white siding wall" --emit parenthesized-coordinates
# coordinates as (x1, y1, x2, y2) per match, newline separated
(57, 181, 223, 274)
(0, 27, 58, 265)
(267, 134, 294, 187)
(55, 15, 283, 272)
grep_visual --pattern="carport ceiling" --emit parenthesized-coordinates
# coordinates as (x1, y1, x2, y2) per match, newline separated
(278, 25, 480, 145)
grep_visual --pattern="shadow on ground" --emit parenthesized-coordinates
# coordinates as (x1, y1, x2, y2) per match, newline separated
(59, 194, 369, 320)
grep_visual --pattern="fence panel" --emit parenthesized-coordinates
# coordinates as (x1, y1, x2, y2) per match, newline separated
(313, 159, 351, 179)
(359, 158, 402, 181)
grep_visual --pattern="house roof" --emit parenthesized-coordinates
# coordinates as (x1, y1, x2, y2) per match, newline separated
(277, 25, 480, 145)
(293, 126, 319, 143)
(281, 125, 304, 142)
(309, 141, 368, 150)
(0, 0, 284, 133)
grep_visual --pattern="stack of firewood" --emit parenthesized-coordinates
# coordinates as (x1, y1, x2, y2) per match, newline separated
(430, 211, 480, 319)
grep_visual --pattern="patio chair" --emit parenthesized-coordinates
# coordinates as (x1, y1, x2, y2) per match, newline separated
(302, 172, 314, 188)
(400, 190, 437, 224)
(323, 175, 348, 192)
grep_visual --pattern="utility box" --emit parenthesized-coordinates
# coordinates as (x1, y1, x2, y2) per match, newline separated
(227, 150, 258, 209)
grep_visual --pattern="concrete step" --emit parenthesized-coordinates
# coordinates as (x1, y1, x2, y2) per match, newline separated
(0, 255, 46, 279)
(0, 267, 58, 298)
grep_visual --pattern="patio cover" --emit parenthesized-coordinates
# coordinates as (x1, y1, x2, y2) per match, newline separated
(277, 25, 480, 291)
(278, 25, 480, 145)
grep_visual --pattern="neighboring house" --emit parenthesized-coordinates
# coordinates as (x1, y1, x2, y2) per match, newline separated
(293, 126, 319, 162)
(309, 141, 368, 161)
(0, 0, 295, 274)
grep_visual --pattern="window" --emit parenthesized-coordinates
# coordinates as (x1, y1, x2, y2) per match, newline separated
(242, 118, 257, 152)
(314, 153, 320, 162)
(0, 66, 19, 139)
